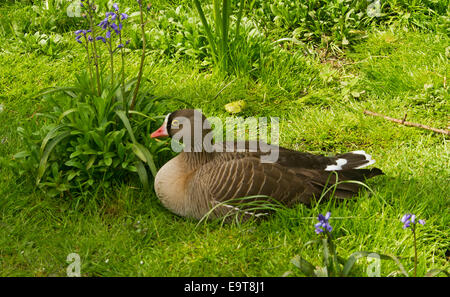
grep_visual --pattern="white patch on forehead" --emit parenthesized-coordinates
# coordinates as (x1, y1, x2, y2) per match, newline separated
(164, 113, 171, 123)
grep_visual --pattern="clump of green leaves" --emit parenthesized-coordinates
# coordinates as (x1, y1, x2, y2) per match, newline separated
(13, 72, 172, 197)
(252, 0, 447, 55)
(290, 212, 407, 277)
(11, 0, 173, 197)
(16, 31, 67, 57)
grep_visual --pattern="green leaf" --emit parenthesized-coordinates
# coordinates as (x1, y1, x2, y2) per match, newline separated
(135, 160, 149, 190)
(425, 269, 450, 277)
(132, 143, 157, 177)
(67, 171, 79, 181)
(13, 151, 30, 159)
(33, 87, 81, 99)
(104, 157, 112, 166)
(86, 155, 96, 170)
(291, 255, 317, 277)
(115, 110, 137, 143)
(342, 255, 357, 276)
(37, 131, 72, 184)
(40, 124, 65, 155)
(57, 108, 78, 123)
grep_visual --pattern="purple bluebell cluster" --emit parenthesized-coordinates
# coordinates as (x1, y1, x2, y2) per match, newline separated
(315, 212, 333, 234)
(401, 214, 425, 230)
(97, 3, 128, 42)
(75, 29, 92, 44)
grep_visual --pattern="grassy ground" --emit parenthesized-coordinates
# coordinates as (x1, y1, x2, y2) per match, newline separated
(0, 1, 449, 276)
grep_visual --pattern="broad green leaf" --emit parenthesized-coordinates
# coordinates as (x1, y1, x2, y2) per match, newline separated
(13, 151, 30, 159)
(116, 110, 136, 143)
(291, 255, 317, 277)
(135, 160, 149, 190)
(86, 155, 96, 170)
(40, 124, 65, 155)
(37, 131, 72, 184)
(132, 143, 158, 177)
(57, 108, 78, 123)
(104, 157, 112, 166)
(33, 87, 81, 99)
(425, 269, 450, 277)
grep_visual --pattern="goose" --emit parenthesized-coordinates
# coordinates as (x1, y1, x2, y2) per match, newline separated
(150, 109, 383, 220)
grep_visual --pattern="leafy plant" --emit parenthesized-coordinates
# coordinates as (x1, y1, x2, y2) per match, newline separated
(12, 1, 173, 197)
(290, 212, 407, 277)
(192, 0, 267, 75)
(16, 31, 67, 57)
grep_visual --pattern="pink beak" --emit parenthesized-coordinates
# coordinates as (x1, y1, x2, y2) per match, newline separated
(151, 123, 168, 138)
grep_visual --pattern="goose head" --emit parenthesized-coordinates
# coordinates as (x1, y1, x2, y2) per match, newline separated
(151, 109, 213, 152)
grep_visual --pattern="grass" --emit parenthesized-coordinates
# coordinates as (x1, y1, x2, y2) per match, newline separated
(0, 1, 449, 276)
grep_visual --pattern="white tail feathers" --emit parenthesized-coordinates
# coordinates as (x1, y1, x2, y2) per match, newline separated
(351, 150, 376, 169)
(325, 158, 348, 171)
(325, 150, 376, 171)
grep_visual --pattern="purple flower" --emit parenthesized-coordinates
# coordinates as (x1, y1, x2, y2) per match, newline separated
(110, 23, 120, 34)
(120, 13, 128, 20)
(126, 40, 130, 45)
(99, 18, 109, 29)
(113, 3, 119, 11)
(117, 44, 124, 49)
(315, 212, 332, 234)
(96, 36, 106, 43)
(105, 30, 111, 39)
(401, 213, 425, 230)
(75, 29, 91, 44)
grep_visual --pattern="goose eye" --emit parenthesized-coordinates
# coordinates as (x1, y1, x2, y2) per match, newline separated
(171, 119, 180, 128)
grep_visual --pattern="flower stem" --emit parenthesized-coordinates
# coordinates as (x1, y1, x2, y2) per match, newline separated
(118, 29, 126, 111)
(108, 39, 114, 85)
(130, 1, 146, 112)
(86, 0, 101, 96)
(84, 36, 94, 92)
(413, 226, 417, 277)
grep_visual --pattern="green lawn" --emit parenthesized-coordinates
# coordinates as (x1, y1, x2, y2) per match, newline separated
(0, 0, 448, 277)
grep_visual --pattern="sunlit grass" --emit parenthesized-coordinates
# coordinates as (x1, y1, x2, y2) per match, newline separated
(0, 1, 448, 276)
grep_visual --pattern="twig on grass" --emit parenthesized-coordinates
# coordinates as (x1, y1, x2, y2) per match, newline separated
(363, 110, 449, 135)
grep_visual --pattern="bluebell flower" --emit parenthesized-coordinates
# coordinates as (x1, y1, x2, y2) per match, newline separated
(120, 13, 128, 20)
(110, 23, 120, 34)
(96, 36, 106, 43)
(113, 3, 119, 12)
(315, 212, 332, 234)
(75, 29, 92, 44)
(99, 18, 109, 29)
(105, 30, 111, 39)
(401, 213, 425, 230)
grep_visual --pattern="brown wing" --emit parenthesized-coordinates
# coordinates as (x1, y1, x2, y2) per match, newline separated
(186, 156, 319, 220)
